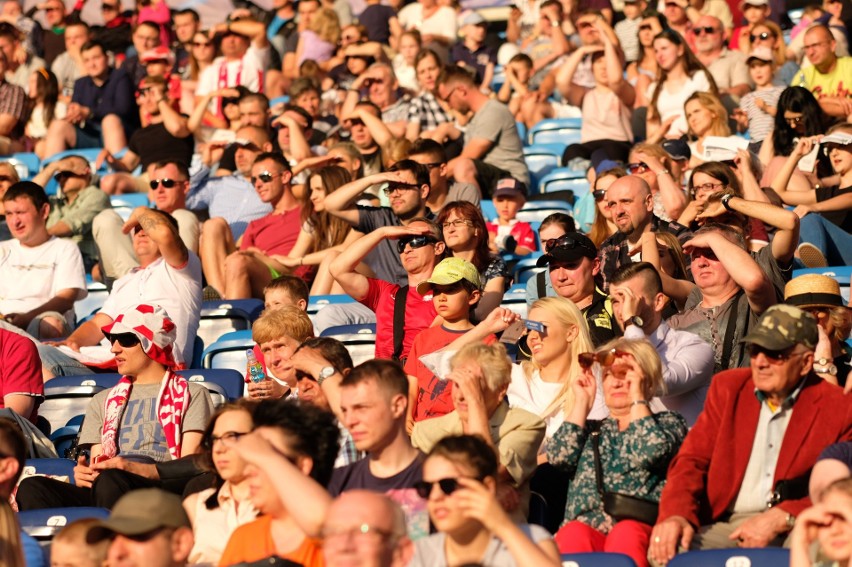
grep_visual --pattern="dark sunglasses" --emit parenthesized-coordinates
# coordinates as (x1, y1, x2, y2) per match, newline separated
(626, 162, 650, 175)
(383, 182, 420, 195)
(54, 171, 84, 182)
(749, 32, 773, 42)
(690, 247, 718, 261)
(397, 235, 437, 254)
(104, 332, 140, 348)
(362, 78, 384, 88)
(747, 344, 803, 362)
(250, 171, 280, 185)
(295, 369, 316, 382)
(149, 178, 179, 190)
(693, 26, 718, 35)
(543, 234, 592, 253)
(577, 348, 630, 369)
(192, 41, 212, 47)
(593, 189, 607, 201)
(414, 478, 462, 499)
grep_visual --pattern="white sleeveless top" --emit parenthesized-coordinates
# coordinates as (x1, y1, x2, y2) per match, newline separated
(188, 483, 258, 565)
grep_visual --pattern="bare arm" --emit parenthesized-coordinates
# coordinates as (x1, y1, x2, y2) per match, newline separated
(3, 395, 35, 420)
(0, 114, 18, 137)
(157, 98, 191, 138)
(639, 231, 695, 306)
(328, 226, 391, 301)
(459, 137, 494, 160)
(354, 107, 393, 148)
(122, 207, 188, 268)
(770, 137, 821, 204)
(599, 21, 634, 107)
(323, 171, 401, 225)
(555, 46, 594, 103)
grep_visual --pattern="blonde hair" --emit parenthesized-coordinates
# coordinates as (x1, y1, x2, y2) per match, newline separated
(252, 305, 314, 345)
(685, 92, 730, 138)
(0, 501, 24, 567)
(53, 518, 110, 567)
(451, 342, 512, 392)
(522, 297, 594, 418)
(309, 7, 341, 44)
(597, 337, 665, 399)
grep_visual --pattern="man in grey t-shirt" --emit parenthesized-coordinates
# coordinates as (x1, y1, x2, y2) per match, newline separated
(438, 65, 530, 198)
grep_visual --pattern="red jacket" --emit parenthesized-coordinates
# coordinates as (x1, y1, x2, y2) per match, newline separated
(658, 368, 852, 527)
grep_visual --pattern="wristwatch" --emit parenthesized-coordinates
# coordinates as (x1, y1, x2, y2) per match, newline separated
(627, 315, 644, 328)
(721, 193, 735, 211)
(786, 512, 796, 530)
(317, 366, 336, 385)
(814, 357, 838, 376)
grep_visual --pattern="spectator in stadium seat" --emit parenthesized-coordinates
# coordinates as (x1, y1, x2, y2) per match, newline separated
(790, 24, 852, 119)
(38, 207, 201, 376)
(0, 22, 45, 90)
(405, 49, 453, 143)
(120, 22, 161, 87)
(322, 490, 414, 567)
(0, 182, 86, 339)
(248, 304, 315, 401)
(42, 40, 136, 157)
(50, 519, 109, 567)
(90, 1, 132, 58)
(408, 138, 480, 211)
(0, 327, 43, 424)
(17, 304, 214, 511)
(649, 305, 852, 564)
(93, 159, 199, 282)
(172, 9, 201, 80)
(0, 49, 28, 153)
(51, 21, 90, 103)
(0, 161, 18, 240)
(201, 152, 302, 300)
(692, 15, 751, 103)
(437, 65, 530, 197)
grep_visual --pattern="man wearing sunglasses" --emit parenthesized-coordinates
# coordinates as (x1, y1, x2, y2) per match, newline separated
(692, 16, 750, 102)
(790, 25, 852, 119)
(408, 138, 480, 212)
(650, 305, 852, 565)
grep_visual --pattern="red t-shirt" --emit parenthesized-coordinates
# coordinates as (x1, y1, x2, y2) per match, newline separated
(0, 329, 43, 423)
(405, 325, 497, 421)
(360, 278, 436, 360)
(486, 220, 538, 251)
(240, 207, 302, 256)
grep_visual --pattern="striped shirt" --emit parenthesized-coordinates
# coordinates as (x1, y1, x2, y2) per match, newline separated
(615, 17, 641, 63)
(739, 86, 785, 143)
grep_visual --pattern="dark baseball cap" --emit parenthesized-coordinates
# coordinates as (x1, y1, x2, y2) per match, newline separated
(740, 304, 818, 351)
(536, 233, 597, 267)
(87, 489, 191, 542)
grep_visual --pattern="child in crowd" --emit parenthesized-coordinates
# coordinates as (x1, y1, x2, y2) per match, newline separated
(614, 0, 646, 63)
(451, 11, 496, 92)
(405, 257, 495, 426)
(497, 53, 535, 121)
(730, 0, 771, 51)
(734, 47, 785, 149)
(791, 477, 852, 567)
(486, 178, 538, 256)
(790, 4, 824, 40)
(50, 518, 110, 567)
(359, 0, 400, 45)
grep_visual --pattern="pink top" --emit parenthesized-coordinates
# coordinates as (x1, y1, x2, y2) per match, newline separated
(580, 89, 633, 143)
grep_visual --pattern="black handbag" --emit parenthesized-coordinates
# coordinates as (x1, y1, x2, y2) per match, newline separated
(590, 423, 660, 526)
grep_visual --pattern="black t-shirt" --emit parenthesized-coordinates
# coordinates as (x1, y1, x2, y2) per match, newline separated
(816, 184, 852, 232)
(359, 4, 396, 44)
(128, 121, 194, 170)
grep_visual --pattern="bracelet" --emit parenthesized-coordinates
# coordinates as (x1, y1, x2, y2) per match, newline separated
(656, 169, 671, 177)
(721, 193, 734, 211)
(631, 399, 650, 408)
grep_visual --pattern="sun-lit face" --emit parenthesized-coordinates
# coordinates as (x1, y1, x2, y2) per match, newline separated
(549, 257, 598, 303)
(748, 60, 773, 86)
(440, 210, 476, 250)
(525, 306, 576, 367)
(653, 37, 682, 72)
(690, 171, 725, 204)
(263, 288, 297, 312)
(245, 426, 297, 515)
(685, 99, 716, 137)
(259, 334, 301, 388)
(399, 34, 420, 64)
(209, 409, 253, 482)
(416, 54, 441, 92)
(309, 174, 327, 212)
(422, 455, 483, 534)
(825, 139, 852, 176)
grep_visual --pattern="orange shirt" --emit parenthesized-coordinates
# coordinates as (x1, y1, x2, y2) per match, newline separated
(218, 515, 324, 567)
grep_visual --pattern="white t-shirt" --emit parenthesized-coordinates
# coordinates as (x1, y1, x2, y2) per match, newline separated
(649, 70, 713, 138)
(0, 237, 86, 326)
(397, 4, 457, 42)
(100, 253, 202, 365)
(196, 46, 270, 114)
(507, 364, 565, 441)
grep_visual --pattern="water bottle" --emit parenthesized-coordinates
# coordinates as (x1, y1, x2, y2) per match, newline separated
(246, 349, 266, 383)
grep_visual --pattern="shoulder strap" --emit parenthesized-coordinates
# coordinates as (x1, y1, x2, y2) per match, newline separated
(720, 290, 745, 371)
(392, 285, 409, 362)
(536, 271, 546, 298)
(588, 420, 604, 496)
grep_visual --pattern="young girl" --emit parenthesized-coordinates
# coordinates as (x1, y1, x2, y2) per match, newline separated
(486, 179, 538, 256)
(393, 29, 422, 92)
(791, 478, 852, 567)
(497, 53, 535, 122)
(26, 67, 65, 157)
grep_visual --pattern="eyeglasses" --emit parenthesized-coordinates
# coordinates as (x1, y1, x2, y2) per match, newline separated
(321, 523, 396, 544)
(577, 348, 630, 369)
(626, 162, 650, 175)
(747, 344, 805, 363)
(694, 26, 719, 35)
(295, 369, 316, 382)
(205, 430, 250, 448)
(149, 178, 181, 190)
(441, 219, 473, 228)
(397, 235, 437, 254)
(413, 477, 465, 499)
(250, 171, 280, 185)
(192, 41, 212, 47)
(104, 332, 141, 348)
(543, 234, 593, 254)
(749, 32, 773, 42)
(785, 115, 804, 127)
(382, 182, 420, 196)
(639, 24, 653, 31)
(692, 182, 725, 193)
(593, 189, 607, 201)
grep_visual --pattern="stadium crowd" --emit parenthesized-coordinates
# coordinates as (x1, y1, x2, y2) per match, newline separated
(0, 0, 848, 565)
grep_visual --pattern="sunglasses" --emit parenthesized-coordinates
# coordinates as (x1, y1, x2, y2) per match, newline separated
(626, 162, 649, 175)
(749, 32, 773, 42)
(639, 24, 653, 31)
(383, 182, 420, 195)
(690, 247, 718, 261)
(192, 41, 212, 47)
(785, 115, 804, 126)
(823, 143, 850, 156)
(54, 171, 84, 182)
(149, 178, 180, 190)
(578, 348, 631, 370)
(397, 235, 437, 254)
(747, 344, 804, 363)
(414, 478, 463, 499)
(250, 171, 280, 185)
(295, 370, 316, 382)
(543, 234, 592, 254)
(593, 189, 607, 201)
(104, 332, 140, 348)
(362, 78, 384, 88)
(693, 26, 719, 35)
(692, 182, 725, 193)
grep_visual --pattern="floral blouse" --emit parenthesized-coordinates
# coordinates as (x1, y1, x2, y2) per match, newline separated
(546, 413, 688, 532)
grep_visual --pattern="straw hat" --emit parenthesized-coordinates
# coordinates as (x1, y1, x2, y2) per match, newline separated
(784, 274, 847, 309)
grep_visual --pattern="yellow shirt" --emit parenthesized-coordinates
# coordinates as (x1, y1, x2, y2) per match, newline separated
(791, 56, 852, 99)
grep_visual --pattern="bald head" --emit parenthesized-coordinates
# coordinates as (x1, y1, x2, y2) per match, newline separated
(606, 176, 653, 236)
(803, 24, 837, 69)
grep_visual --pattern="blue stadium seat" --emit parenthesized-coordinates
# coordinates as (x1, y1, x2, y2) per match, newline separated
(49, 425, 80, 459)
(517, 208, 572, 224)
(319, 324, 376, 336)
(517, 122, 527, 147)
(666, 548, 789, 566)
(110, 193, 151, 220)
(41, 148, 108, 195)
(198, 299, 264, 347)
(6, 152, 40, 180)
(178, 369, 244, 401)
(561, 553, 637, 566)
(201, 334, 256, 373)
(307, 294, 356, 315)
(528, 117, 582, 145)
(20, 507, 109, 540)
(23, 458, 76, 484)
(481, 200, 496, 221)
(513, 257, 545, 285)
(499, 284, 529, 318)
(74, 276, 109, 325)
(537, 168, 591, 198)
(318, 328, 377, 366)
(524, 145, 565, 187)
(40, 374, 122, 434)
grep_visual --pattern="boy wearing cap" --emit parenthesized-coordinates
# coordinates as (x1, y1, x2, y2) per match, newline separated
(486, 178, 537, 256)
(406, 257, 496, 424)
(87, 488, 194, 567)
(650, 305, 852, 564)
(451, 11, 496, 92)
(733, 47, 784, 146)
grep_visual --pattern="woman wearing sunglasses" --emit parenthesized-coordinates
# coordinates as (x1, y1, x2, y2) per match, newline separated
(738, 21, 799, 85)
(626, 10, 665, 109)
(547, 338, 688, 567)
(184, 400, 258, 565)
(409, 434, 561, 567)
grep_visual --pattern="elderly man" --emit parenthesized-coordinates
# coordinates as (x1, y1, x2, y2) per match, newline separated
(649, 305, 852, 565)
(693, 15, 750, 102)
(322, 490, 414, 567)
(342, 62, 410, 138)
(791, 24, 852, 118)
